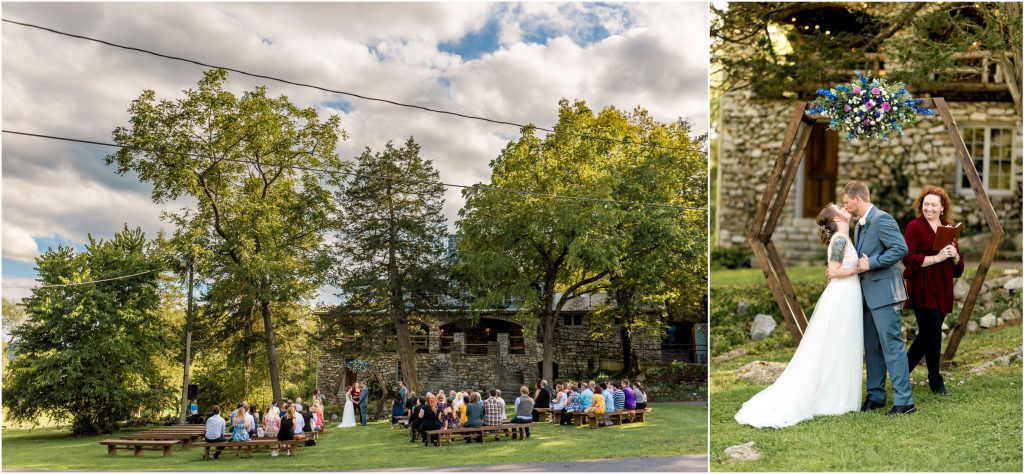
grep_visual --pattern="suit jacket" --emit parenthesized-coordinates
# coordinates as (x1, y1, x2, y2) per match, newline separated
(855, 206, 909, 309)
(359, 388, 368, 405)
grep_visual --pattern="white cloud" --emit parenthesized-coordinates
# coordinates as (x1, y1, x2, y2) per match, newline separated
(2, 2, 709, 286)
(2, 225, 39, 263)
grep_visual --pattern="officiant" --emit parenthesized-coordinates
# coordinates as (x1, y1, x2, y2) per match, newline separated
(902, 185, 964, 396)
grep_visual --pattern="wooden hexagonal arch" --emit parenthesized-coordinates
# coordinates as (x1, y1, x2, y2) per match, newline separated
(746, 98, 1005, 368)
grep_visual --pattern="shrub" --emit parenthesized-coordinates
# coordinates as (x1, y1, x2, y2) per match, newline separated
(711, 246, 753, 269)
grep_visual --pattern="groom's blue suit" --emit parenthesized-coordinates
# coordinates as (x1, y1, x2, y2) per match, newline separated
(855, 205, 913, 407)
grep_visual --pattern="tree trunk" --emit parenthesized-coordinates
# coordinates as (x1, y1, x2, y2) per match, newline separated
(540, 277, 557, 381)
(394, 314, 421, 393)
(179, 264, 194, 424)
(260, 300, 283, 403)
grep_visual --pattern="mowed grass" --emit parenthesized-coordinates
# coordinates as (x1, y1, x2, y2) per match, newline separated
(710, 323, 1023, 472)
(1, 402, 705, 471)
(710, 260, 1021, 289)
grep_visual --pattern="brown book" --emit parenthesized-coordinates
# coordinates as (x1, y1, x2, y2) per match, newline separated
(932, 222, 963, 251)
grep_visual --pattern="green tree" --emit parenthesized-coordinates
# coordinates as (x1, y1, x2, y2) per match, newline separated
(712, 2, 1022, 113)
(332, 138, 448, 393)
(107, 69, 345, 402)
(2, 297, 27, 350)
(2, 226, 174, 434)
(456, 100, 703, 381)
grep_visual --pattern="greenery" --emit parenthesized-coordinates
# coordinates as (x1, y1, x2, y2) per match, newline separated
(107, 69, 346, 402)
(711, 2, 1022, 112)
(711, 246, 753, 270)
(329, 137, 449, 394)
(710, 323, 1022, 472)
(0, 402, 705, 470)
(2, 226, 175, 434)
(455, 100, 706, 381)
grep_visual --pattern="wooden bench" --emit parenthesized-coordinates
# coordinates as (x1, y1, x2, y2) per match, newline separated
(534, 408, 558, 423)
(100, 439, 178, 457)
(584, 407, 653, 429)
(122, 431, 201, 448)
(393, 415, 409, 428)
(425, 423, 537, 446)
(192, 439, 305, 460)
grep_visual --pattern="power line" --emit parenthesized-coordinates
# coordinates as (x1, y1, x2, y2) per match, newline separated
(2, 129, 705, 211)
(2, 17, 705, 154)
(5, 269, 159, 289)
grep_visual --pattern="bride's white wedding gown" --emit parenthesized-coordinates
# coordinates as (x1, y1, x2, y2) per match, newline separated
(734, 233, 863, 428)
(339, 393, 357, 428)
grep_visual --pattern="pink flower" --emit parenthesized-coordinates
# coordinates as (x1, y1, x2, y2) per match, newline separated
(865, 101, 874, 110)
(844, 105, 852, 112)
(852, 86, 862, 94)
(881, 102, 891, 112)
(871, 87, 881, 95)
(863, 118, 871, 125)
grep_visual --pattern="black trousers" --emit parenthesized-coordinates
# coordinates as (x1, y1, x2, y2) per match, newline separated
(205, 436, 226, 456)
(512, 417, 531, 438)
(420, 421, 441, 445)
(906, 308, 944, 390)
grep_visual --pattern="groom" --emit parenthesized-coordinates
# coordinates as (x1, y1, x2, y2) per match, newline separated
(358, 382, 369, 426)
(838, 180, 915, 416)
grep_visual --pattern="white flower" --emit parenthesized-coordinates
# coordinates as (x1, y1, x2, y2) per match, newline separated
(858, 217, 868, 226)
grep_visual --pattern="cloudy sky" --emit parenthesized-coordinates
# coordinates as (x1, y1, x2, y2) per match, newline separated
(1, 2, 709, 303)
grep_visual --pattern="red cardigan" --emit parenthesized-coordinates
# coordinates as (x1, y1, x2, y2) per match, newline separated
(902, 216, 965, 314)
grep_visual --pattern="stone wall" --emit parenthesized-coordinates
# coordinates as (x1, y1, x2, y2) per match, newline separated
(717, 91, 1022, 264)
(317, 311, 667, 397)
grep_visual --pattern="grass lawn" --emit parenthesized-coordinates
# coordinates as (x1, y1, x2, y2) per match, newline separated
(710, 260, 1020, 289)
(710, 323, 1023, 472)
(1, 402, 705, 471)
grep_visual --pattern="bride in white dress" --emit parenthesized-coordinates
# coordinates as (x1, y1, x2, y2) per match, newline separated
(338, 386, 357, 428)
(735, 203, 864, 428)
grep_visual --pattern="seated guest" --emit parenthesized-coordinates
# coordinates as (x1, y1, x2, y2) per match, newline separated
(531, 379, 551, 422)
(622, 380, 636, 410)
(404, 391, 417, 419)
(231, 406, 251, 442)
(550, 384, 567, 414)
(418, 393, 443, 446)
(561, 384, 583, 425)
(291, 405, 306, 439)
(437, 392, 448, 415)
(294, 397, 304, 414)
(482, 389, 504, 428)
(612, 382, 625, 412)
(601, 383, 615, 415)
(242, 402, 257, 437)
(391, 389, 406, 425)
(302, 406, 315, 434)
(264, 405, 281, 438)
(580, 383, 594, 411)
(439, 399, 460, 430)
(512, 386, 534, 439)
(634, 383, 648, 410)
(463, 392, 485, 443)
(585, 386, 606, 416)
(409, 396, 424, 443)
(458, 394, 469, 426)
(278, 407, 295, 445)
(204, 405, 227, 459)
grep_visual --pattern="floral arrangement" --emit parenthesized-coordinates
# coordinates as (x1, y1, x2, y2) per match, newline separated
(344, 359, 371, 372)
(807, 71, 934, 141)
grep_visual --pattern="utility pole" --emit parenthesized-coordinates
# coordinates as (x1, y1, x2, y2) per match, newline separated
(179, 258, 195, 424)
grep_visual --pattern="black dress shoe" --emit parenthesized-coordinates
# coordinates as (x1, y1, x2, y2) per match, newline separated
(931, 385, 949, 396)
(887, 404, 917, 416)
(861, 399, 886, 412)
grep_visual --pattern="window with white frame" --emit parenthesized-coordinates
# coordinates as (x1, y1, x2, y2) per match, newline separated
(958, 124, 1019, 194)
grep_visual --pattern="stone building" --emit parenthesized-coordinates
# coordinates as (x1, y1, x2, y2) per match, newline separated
(317, 293, 707, 396)
(715, 26, 1022, 264)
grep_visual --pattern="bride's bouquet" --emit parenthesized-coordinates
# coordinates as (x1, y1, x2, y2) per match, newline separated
(807, 71, 934, 142)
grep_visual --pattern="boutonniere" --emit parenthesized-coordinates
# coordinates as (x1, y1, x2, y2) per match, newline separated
(858, 217, 869, 227)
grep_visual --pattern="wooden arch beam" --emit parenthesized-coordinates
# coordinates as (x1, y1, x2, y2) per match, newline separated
(746, 98, 1003, 368)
